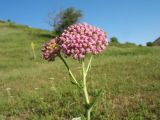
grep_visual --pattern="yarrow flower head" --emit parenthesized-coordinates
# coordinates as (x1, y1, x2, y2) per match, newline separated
(42, 37, 61, 61)
(59, 23, 108, 60)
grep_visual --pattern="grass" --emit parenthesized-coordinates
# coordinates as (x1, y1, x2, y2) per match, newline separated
(0, 23, 160, 120)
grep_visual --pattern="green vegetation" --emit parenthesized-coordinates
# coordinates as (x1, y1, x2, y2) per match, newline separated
(110, 37, 120, 45)
(110, 37, 137, 47)
(146, 42, 154, 47)
(49, 7, 82, 35)
(0, 22, 160, 120)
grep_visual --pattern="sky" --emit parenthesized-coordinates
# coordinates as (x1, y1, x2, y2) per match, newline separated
(0, 0, 160, 45)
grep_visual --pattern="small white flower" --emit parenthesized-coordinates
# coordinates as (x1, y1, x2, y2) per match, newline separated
(6, 88, 11, 91)
(49, 77, 54, 80)
(35, 88, 39, 90)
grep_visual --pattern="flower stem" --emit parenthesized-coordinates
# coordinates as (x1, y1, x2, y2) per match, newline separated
(82, 59, 91, 120)
(82, 60, 90, 104)
(85, 55, 93, 77)
(59, 54, 80, 88)
(87, 108, 92, 120)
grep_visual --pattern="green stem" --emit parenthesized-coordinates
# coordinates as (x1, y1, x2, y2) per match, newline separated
(82, 59, 91, 120)
(87, 108, 92, 120)
(82, 60, 90, 104)
(59, 54, 80, 87)
(85, 55, 93, 77)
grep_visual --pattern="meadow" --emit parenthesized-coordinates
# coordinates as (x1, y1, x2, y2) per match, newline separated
(0, 22, 160, 120)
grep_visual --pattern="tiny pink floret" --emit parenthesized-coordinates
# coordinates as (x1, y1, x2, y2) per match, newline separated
(59, 23, 108, 60)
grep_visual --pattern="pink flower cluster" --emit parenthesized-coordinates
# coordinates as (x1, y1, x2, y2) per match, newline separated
(42, 23, 108, 61)
(60, 23, 108, 60)
(42, 38, 61, 61)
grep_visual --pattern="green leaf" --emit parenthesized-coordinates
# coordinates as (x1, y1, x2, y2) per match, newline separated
(89, 89, 103, 110)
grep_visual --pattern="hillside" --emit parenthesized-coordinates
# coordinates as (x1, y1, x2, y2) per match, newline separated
(153, 37, 160, 46)
(0, 22, 160, 120)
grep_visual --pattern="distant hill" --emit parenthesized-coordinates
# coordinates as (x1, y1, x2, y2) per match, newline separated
(153, 37, 160, 46)
(0, 20, 6, 23)
(0, 20, 55, 39)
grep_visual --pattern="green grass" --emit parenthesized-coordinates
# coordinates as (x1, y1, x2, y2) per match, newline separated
(0, 23, 160, 120)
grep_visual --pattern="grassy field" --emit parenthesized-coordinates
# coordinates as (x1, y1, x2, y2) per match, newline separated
(0, 23, 160, 120)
